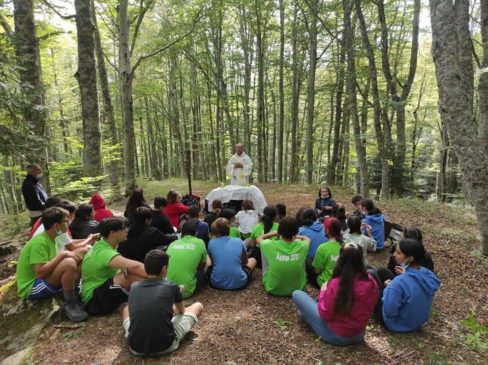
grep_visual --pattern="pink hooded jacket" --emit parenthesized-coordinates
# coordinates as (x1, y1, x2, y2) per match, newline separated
(318, 273, 379, 337)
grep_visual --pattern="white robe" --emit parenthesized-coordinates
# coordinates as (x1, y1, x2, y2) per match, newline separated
(226, 153, 253, 185)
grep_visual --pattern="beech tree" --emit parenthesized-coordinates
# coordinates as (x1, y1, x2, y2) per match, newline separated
(430, 0, 488, 255)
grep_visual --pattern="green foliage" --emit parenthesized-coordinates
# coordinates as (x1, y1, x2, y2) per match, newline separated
(49, 160, 105, 201)
(274, 318, 289, 331)
(463, 311, 488, 352)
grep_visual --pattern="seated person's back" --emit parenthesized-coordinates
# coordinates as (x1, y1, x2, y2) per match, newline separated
(118, 207, 176, 262)
(69, 203, 99, 239)
(90, 193, 114, 222)
(152, 197, 175, 235)
(167, 221, 207, 298)
(165, 190, 189, 228)
(235, 199, 259, 237)
(258, 217, 310, 296)
(186, 205, 210, 245)
(208, 218, 256, 290)
(123, 249, 203, 356)
(204, 199, 222, 227)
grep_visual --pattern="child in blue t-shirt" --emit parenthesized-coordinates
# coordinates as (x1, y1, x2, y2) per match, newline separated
(207, 218, 257, 290)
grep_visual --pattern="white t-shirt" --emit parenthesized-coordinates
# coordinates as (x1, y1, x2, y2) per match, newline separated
(235, 210, 259, 234)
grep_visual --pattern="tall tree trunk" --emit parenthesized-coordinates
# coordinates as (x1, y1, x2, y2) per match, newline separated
(355, 0, 388, 198)
(305, 0, 318, 184)
(75, 0, 102, 183)
(278, 0, 285, 183)
(430, 0, 488, 255)
(92, 0, 120, 194)
(255, 0, 266, 182)
(289, 2, 300, 182)
(343, 0, 369, 196)
(49, 48, 70, 155)
(13, 0, 49, 186)
(328, 39, 346, 184)
(238, 6, 253, 157)
(119, 0, 136, 194)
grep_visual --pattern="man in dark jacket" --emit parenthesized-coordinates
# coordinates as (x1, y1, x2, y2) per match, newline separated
(119, 207, 177, 262)
(22, 164, 48, 226)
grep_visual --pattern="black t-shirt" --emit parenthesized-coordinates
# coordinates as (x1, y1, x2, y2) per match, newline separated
(204, 212, 218, 228)
(151, 210, 175, 235)
(128, 278, 183, 355)
(118, 224, 176, 262)
(69, 219, 99, 239)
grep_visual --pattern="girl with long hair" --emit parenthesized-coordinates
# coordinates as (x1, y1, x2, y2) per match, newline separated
(124, 188, 150, 226)
(312, 218, 343, 287)
(292, 243, 379, 345)
(371, 238, 440, 332)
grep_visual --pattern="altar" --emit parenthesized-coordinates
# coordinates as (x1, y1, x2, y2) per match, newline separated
(205, 185, 267, 214)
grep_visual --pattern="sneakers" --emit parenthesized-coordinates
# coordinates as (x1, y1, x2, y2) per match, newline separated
(63, 300, 89, 323)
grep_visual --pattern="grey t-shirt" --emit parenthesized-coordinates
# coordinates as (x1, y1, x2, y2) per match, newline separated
(128, 278, 182, 355)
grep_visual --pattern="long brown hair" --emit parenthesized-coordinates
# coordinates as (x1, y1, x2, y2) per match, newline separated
(331, 243, 368, 316)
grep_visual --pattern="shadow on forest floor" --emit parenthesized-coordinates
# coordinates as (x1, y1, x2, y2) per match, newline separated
(1, 179, 487, 364)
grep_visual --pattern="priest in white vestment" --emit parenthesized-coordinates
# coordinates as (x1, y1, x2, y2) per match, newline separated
(226, 143, 253, 185)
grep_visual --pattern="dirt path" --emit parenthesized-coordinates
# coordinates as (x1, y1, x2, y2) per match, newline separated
(2, 181, 487, 364)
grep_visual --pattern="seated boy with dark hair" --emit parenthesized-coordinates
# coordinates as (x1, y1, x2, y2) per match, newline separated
(16, 207, 90, 322)
(187, 205, 210, 246)
(122, 249, 203, 356)
(81, 217, 147, 315)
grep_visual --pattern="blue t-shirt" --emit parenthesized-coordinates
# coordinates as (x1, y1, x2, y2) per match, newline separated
(208, 236, 247, 290)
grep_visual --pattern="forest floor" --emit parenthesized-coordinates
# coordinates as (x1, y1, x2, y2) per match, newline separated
(1, 179, 487, 364)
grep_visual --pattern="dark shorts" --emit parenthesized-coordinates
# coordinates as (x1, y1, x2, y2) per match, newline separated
(85, 278, 128, 315)
(29, 278, 62, 300)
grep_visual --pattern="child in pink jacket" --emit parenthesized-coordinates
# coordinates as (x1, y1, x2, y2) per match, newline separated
(292, 242, 379, 345)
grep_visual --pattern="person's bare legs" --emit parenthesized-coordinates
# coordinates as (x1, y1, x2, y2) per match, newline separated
(206, 256, 212, 267)
(246, 257, 257, 270)
(45, 257, 78, 290)
(184, 302, 203, 318)
(121, 305, 129, 321)
(113, 271, 146, 290)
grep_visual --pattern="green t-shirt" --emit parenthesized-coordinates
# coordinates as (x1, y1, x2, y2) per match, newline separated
(230, 226, 241, 238)
(260, 238, 308, 296)
(312, 239, 341, 286)
(16, 232, 57, 298)
(81, 240, 119, 303)
(166, 235, 207, 298)
(251, 222, 279, 240)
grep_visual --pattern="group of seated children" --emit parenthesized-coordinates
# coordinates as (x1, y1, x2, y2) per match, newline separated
(16, 185, 440, 356)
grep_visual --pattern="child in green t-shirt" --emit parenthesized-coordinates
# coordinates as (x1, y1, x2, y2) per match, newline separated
(312, 218, 343, 286)
(219, 208, 241, 238)
(167, 221, 207, 298)
(249, 205, 279, 268)
(257, 216, 310, 296)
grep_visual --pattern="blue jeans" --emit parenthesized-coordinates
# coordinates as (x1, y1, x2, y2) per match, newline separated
(292, 290, 365, 346)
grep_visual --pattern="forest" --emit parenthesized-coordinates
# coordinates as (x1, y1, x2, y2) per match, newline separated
(1, 1, 488, 363)
(0, 0, 458, 201)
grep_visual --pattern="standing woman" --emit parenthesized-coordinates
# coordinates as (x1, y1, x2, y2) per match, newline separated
(315, 186, 336, 218)
(292, 243, 379, 345)
(124, 188, 150, 227)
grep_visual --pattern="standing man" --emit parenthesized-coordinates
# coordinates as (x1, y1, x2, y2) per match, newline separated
(22, 164, 48, 226)
(226, 143, 253, 185)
